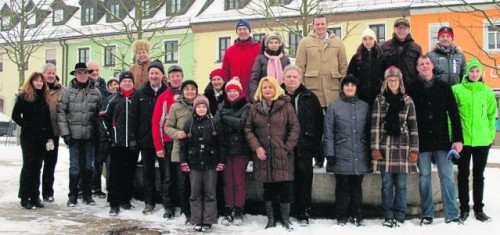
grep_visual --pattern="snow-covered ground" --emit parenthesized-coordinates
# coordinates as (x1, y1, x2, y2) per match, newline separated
(1, 142, 499, 235)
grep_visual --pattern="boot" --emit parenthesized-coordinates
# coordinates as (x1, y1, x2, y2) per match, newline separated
(233, 207, 243, 226)
(221, 207, 234, 226)
(265, 201, 275, 229)
(280, 203, 292, 230)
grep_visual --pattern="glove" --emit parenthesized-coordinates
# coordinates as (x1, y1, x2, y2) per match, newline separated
(447, 149, 461, 164)
(216, 163, 225, 171)
(180, 163, 190, 172)
(326, 156, 335, 173)
(46, 139, 55, 151)
(408, 152, 418, 163)
(63, 135, 74, 146)
(372, 150, 382, 161)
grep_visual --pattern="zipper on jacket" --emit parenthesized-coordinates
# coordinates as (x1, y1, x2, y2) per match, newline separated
(125, 97, 129, 147)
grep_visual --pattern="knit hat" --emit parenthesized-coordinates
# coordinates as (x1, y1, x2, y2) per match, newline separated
(193, 95, 210, 110)
(465, 58, 483, 77)
(225, 77, 243, 94)
(236, 18, 251, 32)
(107, 78, 119, 87)
(438, 26, 454, 41)
(132, 39, 151, 54)
(394, 17, 410, 27)
(361, 28, 377, 42)
(148, 59, 165, 74)
(341, 74, 358, 88)
(209, 68, 225, 81)
(181, 80, 198, 92)
(119, 71, 134, 83)
(168, 65, 183, 74)
(265, 32, 283, 47)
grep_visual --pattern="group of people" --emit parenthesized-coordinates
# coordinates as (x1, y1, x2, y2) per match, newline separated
(12, 15, 496, 232)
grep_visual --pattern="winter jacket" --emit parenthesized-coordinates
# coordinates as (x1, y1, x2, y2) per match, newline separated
(57, 79, 102, 139)
(296, 30, 348, 107)
(99, 91, 138, 148)
(47, 81, 63, 136)
(428, 44, 466, 86)
(407, 77, 463, 152)
(221, 37, 261, 101)
(250, 53, 290, 99)
(347, 45, 385, 107)
(180, 115, 223, 170)
(130, 59, 151, 89)
(12, 90, 53, 142)
(324, 94, 371, 175)
(371, 93, 419, 173)
(152, 83, 179, 152)
(92, 77, 110, 99)
(165, 96, 194, 162)
(204, 82, 226, 116)
(381, 33, 423, 87)
(244, 95, 300, 183)
(214, 97, 252, 158)
(283, 84, 324, 159)
(452, 77, 497, 146)
(133, 81, 167, 149)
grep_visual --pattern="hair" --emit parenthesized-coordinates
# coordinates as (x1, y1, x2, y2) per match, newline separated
(381, 67, 405, 94)
(41, 63, 56, 73)
(86, 60, 99, 68)
(20, 72, 48, 103)
(313, 15, 327, 24)
(283, 64, 302, 78)
(132, 40, 151, 54)
(253, 76, 285, 102)
(417, 54, 433, 66)
(355, 42, 381, 61)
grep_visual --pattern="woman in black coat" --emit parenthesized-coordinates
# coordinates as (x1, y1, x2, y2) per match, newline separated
(12, 72, 54, 210)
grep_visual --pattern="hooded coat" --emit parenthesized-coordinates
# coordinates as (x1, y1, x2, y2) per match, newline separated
(428, 44, 466, 86)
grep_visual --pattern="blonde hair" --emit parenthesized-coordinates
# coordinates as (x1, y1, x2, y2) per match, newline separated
(20, 72, 48, 103)
(381, 66, 405, 94)
(132, 40, 151, 54)
(253, 76, 284, 102)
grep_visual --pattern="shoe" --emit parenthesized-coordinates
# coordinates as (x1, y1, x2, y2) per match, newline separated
(67, 197, 77, 207)
(92, 190, 107, 198)
(382, 218, 394, 228)
(82, 197, 96, 206)
(163, 207, 174, 219)
(350, 217, 365, 227)
(31, 198, 45, 208)
(395, 218, 405, 225)
(21, 199, 35, 210)
(420, 217, 433, 226)
(445, 217, 464, 224)
(185, 215, 192, 226)
(201, 224, 212, 232)
(460, 211, 469, 221)
(142, 203, 155, 215)
(120, 202, 134, 210)
(337, 219, 348, 226)
(313, 158, 324, 168)
(193, 224, 202, 232)
(298, 211, 310, 226)
(78, 191, 83, 199)
(475, 212, 491, 222)
(109, 207, 119, 216)
(233, 207, 243, 226)
(43, 196, 54, 203)
(221, 207, 234, 226)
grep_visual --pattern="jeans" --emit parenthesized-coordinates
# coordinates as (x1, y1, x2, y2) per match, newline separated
(457, 146, 490, 213)
(42, 136, 59, 198)
(417, 151, 459, 220)
(68, 140, 95, 199)
(381, 173, 407, 220)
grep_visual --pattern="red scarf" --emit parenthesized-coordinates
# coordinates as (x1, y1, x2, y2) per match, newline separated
(120, 88, 135, 97)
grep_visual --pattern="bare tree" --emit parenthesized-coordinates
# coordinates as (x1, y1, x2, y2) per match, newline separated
(0, 0, 58, 86)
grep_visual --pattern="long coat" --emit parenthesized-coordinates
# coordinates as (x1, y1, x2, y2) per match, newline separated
(244, 95, 300, 183)
(47, 81, 63, 136)
(324, 94, 371, 175)
(165, 96, 194, 162)
(296, 30, 348, 107)
(371, 93, 419, 173)
(12, 91, 53, 142)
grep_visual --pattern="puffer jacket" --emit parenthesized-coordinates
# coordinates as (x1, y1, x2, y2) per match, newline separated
(250, 52, 290, 99)
(215, 97, 252, 157)
(324, 94, 371, 174)
(12, 90, 53, 141)
(47, 81, 63, 136)
(296, 30, 348, 107)
(381, 33, 422, 87)
(428, 44, 466, 86)
(99, 91, 138, 148)
(244, 95, 300, 183)
(452, 76, 497, 146)
(180, 115, 223, 170)
(57, 79, 102, 139)
(165, 96, 194, 162)
(130, 59, 151, 89)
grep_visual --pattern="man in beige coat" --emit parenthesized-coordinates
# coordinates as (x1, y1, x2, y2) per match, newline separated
(295, 15, 347, 167)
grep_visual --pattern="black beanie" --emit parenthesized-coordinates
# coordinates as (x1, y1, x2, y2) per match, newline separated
(341, 74, 358, 88)
(119, 71, 134, 83)
(148, 59, 165, 74)
(181, 80, 198, 92)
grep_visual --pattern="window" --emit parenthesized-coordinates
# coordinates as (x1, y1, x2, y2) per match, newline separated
(0, 53, 3, 72)
(53, 9, 64, 23)
(1, 16, 9, 31)
(142, 0, 150, 15)
(78, 47, 90, 63)
(164, 41, 178, 63)
(329, 27, 341, 39)
(369, 24, 386, 43)
(45, 49, 56, 66)
(226, 0, 240, 10)
(218, 37, 231, 62)
(170, 0, 181, 14)
(429, 22, 449, 50)
(253, 33, 265, 42)
(104, 46, 116, 67)
(487, 24, 500, 51)
(83, 7, 95, 23)
(270, 0, 290, 6)
(27, 14, 37, 26)
(110, 4, 120, 20)
(288, 31, 301, 57)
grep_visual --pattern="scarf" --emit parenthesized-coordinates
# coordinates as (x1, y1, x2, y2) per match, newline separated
(418, 75, 435, 88)
(436, 43, 456, 54)
(383, 90, 403, 136)
(120, 88, 135, 97)
(264, 51, 284, 84)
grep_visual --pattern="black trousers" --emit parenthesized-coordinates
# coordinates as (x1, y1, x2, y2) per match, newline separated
(293, 157, 313, 214)
(457, 145, 490, 213)
(142, 147, 165, 204)
(108, 147, 139, 207)
(42, 136, 59, 198)
(335, 174, 364, 220)
(263, 181, 291, 203)
(19, 138, 44, 201)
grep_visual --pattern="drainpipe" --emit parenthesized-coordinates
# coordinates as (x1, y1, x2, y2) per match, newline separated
(59, 39, 69, 86)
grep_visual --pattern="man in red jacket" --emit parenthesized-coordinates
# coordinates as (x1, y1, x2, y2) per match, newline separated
(221, 18, 261, 101)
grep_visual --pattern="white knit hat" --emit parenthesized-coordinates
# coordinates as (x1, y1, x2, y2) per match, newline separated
(361, 28, 377, 42)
